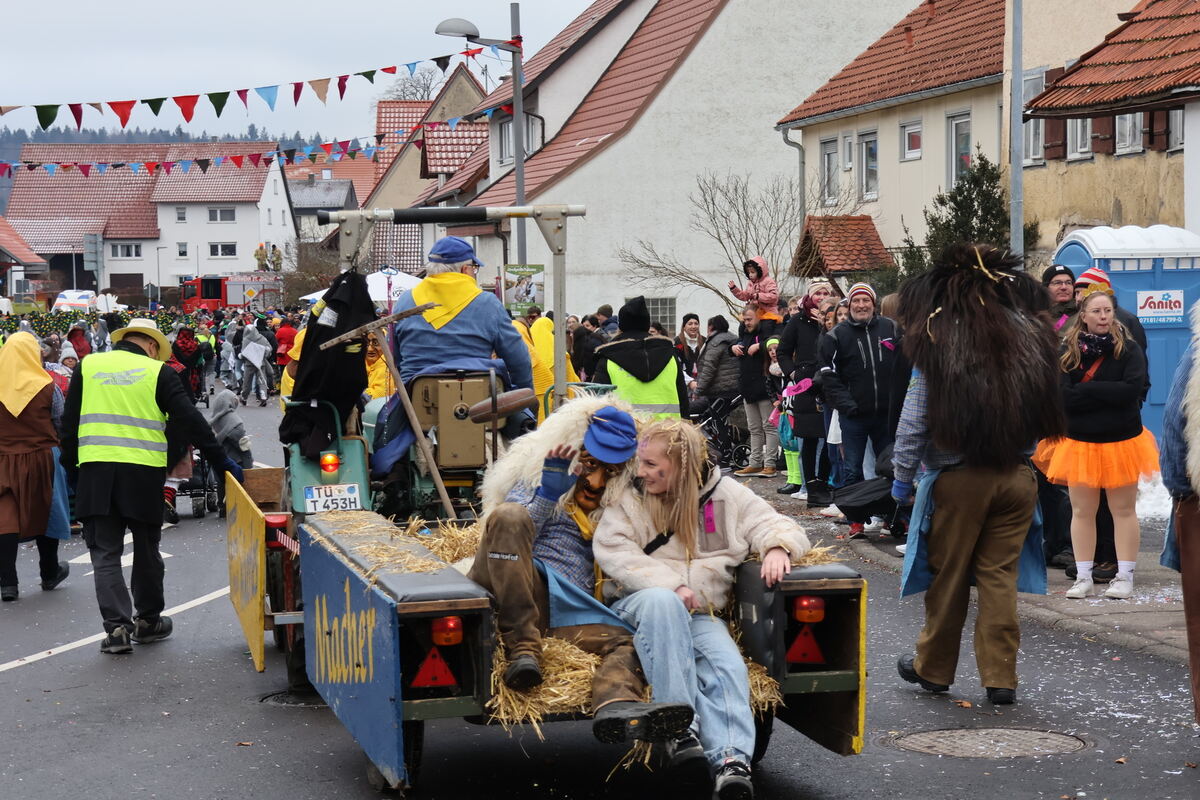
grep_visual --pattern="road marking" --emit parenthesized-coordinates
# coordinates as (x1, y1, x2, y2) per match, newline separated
(0, 586, 231, 673)
(69, 533, 173, 574)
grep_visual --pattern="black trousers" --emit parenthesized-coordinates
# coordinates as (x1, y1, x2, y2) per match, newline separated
(0, 533, 59, 587)
(83, 515, 164, 634)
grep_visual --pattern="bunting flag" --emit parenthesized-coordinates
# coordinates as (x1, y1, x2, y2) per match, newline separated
(173, 95, 200, 122)
(34, 104, 59, 130)
(88, 102, 103, 114)
(68, 103, 84, 129)
(145, 161, 159, 173)
(309, 78, 330, 104)
(447, 117, 461, 130)
(195, 158, 210, 173)
(248, 153, 261, 167)
(0, 106, 21, 116)
(42, 163, 57, 176)
(108, 100, 136, 128)
(236, 88, 250, 108)
(461, 48, 483, 60)
(358, 70, 376, 83)
(292, 82, 303, 105)
(179, 159, 192, 173)
(432, 55, 452, 73)
(254, 85, 278, 111)
(405, 62, 419, 76)
(337, 75, 349, 100)
(78, 163, 91, 177)
(381, 66, 397, 74)
(489, 45, 500, 58)
(96, 162, 108, 175)
(208, 91, 230, 117)
(142, 97, 166, 116)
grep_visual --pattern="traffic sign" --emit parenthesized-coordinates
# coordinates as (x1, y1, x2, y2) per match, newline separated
(244, 288, 258, 298)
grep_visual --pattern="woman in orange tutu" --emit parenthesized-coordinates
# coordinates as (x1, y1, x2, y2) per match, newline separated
(1034, 286, 1157, 600)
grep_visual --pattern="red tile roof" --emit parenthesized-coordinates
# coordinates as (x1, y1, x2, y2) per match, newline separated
(371, 222, 424, 275)
(792, 215, 893, 275)
(472, 0, 632, 114)
(375, 100, 432, 181)
(7, 218, 105, 254)
(473, 0, 729, 207)
(1027, 0, 1200, 116)
(284, 155, 378, 206)
(777, 0, 1005, 127)
(421, 122, 489, 177)
(151, 142, 278, 203)
(0, 215, 47, 265)
(423, 139, 491, 204)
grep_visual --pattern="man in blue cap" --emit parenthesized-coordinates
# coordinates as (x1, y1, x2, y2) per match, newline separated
(391, 236, 532, 390)
(470, 398, 693, 744)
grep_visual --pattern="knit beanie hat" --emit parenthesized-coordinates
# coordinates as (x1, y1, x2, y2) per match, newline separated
(1074, 266, 1111, 289)
(847, 282, 877, 304)
(1041, 264, 1075, 286)
(617, 296, 651, 333)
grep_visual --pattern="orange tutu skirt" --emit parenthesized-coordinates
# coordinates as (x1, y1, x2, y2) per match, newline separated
(1033, 428, 1160, 489)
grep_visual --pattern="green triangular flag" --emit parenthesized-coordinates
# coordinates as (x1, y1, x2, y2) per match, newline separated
(141, 97, 166, 116)
(358, 70, 376, 83)
(207, 91, 230, 117)
(34, 104, 60, 130)
(347, 149, 358, 160)
(307, 152, 318, 163)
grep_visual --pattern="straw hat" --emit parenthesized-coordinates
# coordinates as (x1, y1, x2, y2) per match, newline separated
(111, 319, 170, 361)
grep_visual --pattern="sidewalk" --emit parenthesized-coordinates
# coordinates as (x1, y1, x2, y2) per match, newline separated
(749, 479, 1191, 665)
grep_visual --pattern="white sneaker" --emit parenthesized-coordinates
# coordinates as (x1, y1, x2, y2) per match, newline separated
(1103, 575, 1134, 599)
(895, 543, 908, 555)
(864, 517, 887, 533)
(1065, 577, 1094, 599)
(820, 505, 841, 518)
(793, 489, 808, 501)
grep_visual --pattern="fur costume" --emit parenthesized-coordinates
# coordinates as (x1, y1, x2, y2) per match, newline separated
(480, 393, 638, 520)
(897, 243, 1066, 468)
(1183, 301, 1200, 493)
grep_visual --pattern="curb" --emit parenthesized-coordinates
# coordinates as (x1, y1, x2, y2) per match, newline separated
(844, 538, 1190, 666)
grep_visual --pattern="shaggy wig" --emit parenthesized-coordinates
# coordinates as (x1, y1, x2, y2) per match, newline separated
(897, 242, 1066, 469)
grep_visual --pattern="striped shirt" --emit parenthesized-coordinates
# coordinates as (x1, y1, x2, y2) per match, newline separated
(892, 369, 963, 484)
(505, 481, 595, 593)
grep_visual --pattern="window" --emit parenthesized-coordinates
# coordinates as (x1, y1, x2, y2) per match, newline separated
(177, 242, 187, 257)
(321, 168, 332, 180)
(274, 180, 279, 196)
(209, 242, 237, 258)
(267, 208, 272, 225)
(901, 121, 922, 160)
(1022, 73, 1046, 165)
(629, 296, 676, 332)
(842, 135, 853, 170)
(858, 132, 878, 200)
(498, 116, 536, 163)
(1115, 112, 1144, 154)
(1067, 118, 1092, 160)
(208, 207, 236, 223)
(109, 243, 142, 258)
(819, 139, 839, 204)
(1170, 108, 1185, 150)
(948, 113, 972, 185)
(175, 207, 186, 222)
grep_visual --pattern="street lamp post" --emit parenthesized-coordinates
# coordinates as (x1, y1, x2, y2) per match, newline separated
(155, 246, 166, 309)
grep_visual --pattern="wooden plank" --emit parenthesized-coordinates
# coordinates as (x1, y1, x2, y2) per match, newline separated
(395, 597, 492, 616)
(317, 302, 437, 350)
(779, 578, 865, 593)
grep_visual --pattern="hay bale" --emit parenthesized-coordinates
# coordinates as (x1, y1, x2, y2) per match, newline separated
(350, 541, 444, 577)
(746, 659, 783, 716)
(487, 637, 601, 740)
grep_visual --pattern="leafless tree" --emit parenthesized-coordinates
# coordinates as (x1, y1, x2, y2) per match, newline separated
(281, 241, 342, 304)
(377, 67, 441, 101)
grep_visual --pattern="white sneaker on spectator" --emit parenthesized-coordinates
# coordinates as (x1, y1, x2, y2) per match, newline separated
(1103, 575, 1134, 599)
(793, 489, 808, 501)
(1065, 577, 1094, 599)
(820, 505, 841, 518)
(895, 543, 908, 556)
(864, 517, 887, 533)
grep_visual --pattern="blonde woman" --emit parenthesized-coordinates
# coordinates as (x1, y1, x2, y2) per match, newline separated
(1035, 287, 1158, 599)
(594, 419, 809, 799)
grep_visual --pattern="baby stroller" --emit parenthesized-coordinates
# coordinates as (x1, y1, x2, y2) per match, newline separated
(179, 448, 222, 519)
(693, 394, 751, 469)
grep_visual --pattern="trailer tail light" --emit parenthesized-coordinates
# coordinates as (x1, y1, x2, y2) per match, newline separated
(319, 451, 340, 474)
(411, 646, 458, 688)
(787, 625, 826, 664)
(431, 616, 463, 646)
(793, 595, 825, 623)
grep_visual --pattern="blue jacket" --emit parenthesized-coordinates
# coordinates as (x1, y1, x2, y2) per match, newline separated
(901, 468, 1046, 597)
(391, 290, 533, 390)
(1159, 353, 1191, 572)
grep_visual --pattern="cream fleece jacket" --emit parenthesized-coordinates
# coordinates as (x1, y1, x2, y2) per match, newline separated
(594, 474, 811, 611)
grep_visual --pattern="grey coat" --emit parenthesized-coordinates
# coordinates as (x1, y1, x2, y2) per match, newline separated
(695, 330, 739, 397)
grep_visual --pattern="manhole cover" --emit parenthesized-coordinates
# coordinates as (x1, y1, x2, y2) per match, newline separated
(258, 690, 326, 708)
(893, 728, 1087, 758)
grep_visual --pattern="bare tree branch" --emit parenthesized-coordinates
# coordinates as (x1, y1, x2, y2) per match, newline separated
(377, 67, 441, 101)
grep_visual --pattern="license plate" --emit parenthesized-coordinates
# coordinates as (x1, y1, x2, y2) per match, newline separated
(303, 483, 362, 513)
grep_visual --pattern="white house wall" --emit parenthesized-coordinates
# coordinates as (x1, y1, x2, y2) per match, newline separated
(514, 0, 914, 329)
(257, 161, 297, 250)
(1186, 103, 1200, 234)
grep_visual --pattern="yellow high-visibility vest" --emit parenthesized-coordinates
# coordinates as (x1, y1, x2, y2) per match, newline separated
(607, 359, 681, 419)
(77, 349, 168, 467)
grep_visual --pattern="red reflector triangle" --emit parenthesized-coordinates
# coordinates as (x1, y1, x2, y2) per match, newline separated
(786, 624, 826, 664)
(411, 646, 458, 687)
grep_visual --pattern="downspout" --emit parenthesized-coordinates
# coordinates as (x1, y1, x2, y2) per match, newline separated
(781, 127, 805, 215)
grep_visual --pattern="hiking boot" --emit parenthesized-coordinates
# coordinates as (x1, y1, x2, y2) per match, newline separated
(1093, 562, 1118, 583)
(733, 467, 762, 477)
(776, 483, 804, 495)
(503, 653, 543, 691)
(757, 467, 777, 478)
(132, 615, 173, 644)
(713, 758, 754, 800)
(986, 687, 1016, 705)
(100, 626, 133, 655)
(41, 561, 69, 591)
(1103, 575, 1134, 599)
(1, 585, 17, 602)
(163, 499, 180, 526)
(591, 701, 694, 744)
(897, 653, 950, 693)
(1065, 577, 1093, 599)
(1050, 549, 1075, 569)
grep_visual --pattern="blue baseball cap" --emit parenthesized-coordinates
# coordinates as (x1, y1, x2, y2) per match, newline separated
(583, 406, 638, 465)
(428, 236, 483, 268)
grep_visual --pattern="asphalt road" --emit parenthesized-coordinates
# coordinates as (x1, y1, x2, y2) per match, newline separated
(3, 398, 1199, 800)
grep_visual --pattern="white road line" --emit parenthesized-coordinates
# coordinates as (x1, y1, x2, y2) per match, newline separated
(0, 586, 231, 673)
(83, 548, 173, 577)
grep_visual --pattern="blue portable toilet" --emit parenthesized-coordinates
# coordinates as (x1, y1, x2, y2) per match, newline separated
(1054, 224, 1200, 441)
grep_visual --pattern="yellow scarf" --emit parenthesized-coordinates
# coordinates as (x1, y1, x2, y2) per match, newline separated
(411, 272, 482, 330)
(0, 332, 52, 418)
(567, 501, 607, 602)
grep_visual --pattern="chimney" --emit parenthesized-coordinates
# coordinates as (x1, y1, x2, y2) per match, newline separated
(927, 0, 936, 18)
(904, 25, 914, 48)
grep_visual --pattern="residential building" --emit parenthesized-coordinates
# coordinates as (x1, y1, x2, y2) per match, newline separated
(5, 142, 295, 304)
(284, 153, 377, 210)
(1012, 0, 1182, 257)
(791, 215, 894, 281)
(776, 0, 1006, 265)
(442, 0, 913, 328)
(0, 214, 47, 299)
(289, 176, 358, 241)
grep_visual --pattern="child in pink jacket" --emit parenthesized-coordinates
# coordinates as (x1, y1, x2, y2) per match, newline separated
(729, 256, 781, 337)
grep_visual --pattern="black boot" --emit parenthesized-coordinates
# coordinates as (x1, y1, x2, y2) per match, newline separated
(502, 653, 543, 690)
(41, 561, 69, 591)
(591, 701, 693, 743)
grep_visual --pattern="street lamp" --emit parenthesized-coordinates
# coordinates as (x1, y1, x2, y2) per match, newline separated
(436, 5, 527, 267)
(155, 245, 166, 309)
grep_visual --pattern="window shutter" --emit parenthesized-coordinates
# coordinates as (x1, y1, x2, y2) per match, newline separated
(1092, 116, 1116, 154)
(1041, 68, 1067, 160)
(1148, 110, 1169, 151)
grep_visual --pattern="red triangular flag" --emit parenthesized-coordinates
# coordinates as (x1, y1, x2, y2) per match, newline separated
(292, 82, 304, 105)
(248, 153, 261, 167)
(230, 155, 244, 168)
(145, 161, 159, 173)
(78, 163, 91, 177)
(337, 75, 349, 99)
(411, 647, 457, 687)
(236, 89, 250, 108)
(500, 104, 513, 114)
(161, 161, 174, 174)
(381, 66, 397, 74)
(59, 162, 74, 172)
(173, 95, 200, 122)
(108, 100, 136, 128)
(0, 164, 11, 178)
(337, 140, 351, 153)
(319, 142, 334, 156)
(68, 103, 84, 130)
(412, 140, 424, 150)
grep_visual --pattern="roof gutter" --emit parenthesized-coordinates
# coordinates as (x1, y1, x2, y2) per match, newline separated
(776, 74, 1003, 131)
(780, 128, 805, 218)
(1026, 85, 1200, 119)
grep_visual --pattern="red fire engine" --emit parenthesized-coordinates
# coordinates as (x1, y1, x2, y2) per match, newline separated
(181, 274, 283, 314)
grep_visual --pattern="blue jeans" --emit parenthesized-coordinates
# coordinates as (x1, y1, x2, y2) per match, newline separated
(839, 412, 892, 485)
(611, 587, 754, 767)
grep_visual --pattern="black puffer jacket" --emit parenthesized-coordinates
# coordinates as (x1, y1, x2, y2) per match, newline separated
(1062, 339, 1147, 443)
(817, 314, 904, 419)
(733, 323, 769, 402)
(776, 313, 823, 416)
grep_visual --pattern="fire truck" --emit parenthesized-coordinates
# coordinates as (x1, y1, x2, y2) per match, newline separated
(181, 273, 283, 313)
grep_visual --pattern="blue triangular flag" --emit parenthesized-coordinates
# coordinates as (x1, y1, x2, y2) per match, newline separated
(302, 146, 314, 157)
(96, 163, 109, 175)
(363, 146, 376, 159)
(179, 160, 192, 173)
(214, 156, 225, 167)
(254, 85, 279, 111)
(331, 151, 343, 162)
(484, 108, 496, 119)
(129, 162, 142, 174)
(448, 117, 461, 130)
(43, 163, 57, 176)
(405, 62, 419, 77)
(490, 45, 499, 58)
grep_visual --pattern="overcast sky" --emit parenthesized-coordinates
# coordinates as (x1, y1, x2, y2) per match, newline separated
(0, 0, 590, 140)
